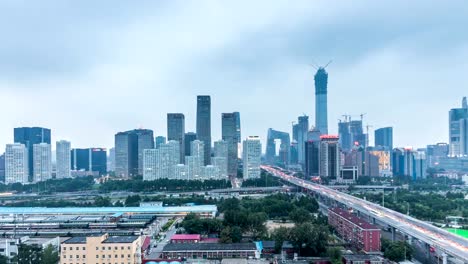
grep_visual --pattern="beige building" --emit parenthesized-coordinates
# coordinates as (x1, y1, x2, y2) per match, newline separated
(60, 234, 142, 264)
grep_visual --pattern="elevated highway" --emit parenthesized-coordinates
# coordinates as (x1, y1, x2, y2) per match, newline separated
(262, 165, 468, 263)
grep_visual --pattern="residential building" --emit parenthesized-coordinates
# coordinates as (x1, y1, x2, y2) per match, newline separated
(184, 132, 197, 156)
(5, 144, 29, 184)
(191, 140, 205, 167)
(196, 95, 212, 165)
(211, 156, 228, 179)
(328, 207, 381, 253)
(33, 143, 52, 182)
(374, 127, 393, 150)
(203, 165, 219, 180)
(167, 113, 185, 163)
(222, 113, 238, 176)
(315, 67, 328, 135)
(319, 135, 340, 178)
(242, 136, 262, 180)
(60, 234, 142, 264)
(0, 153, 5, 182)
(143, 141, 179, 181)
(56, 140, 71, 179)
(174, 164, 188, 180)
(449, 97, 468, 156)
(186, 155, 201, 180)
(14, 127, 51, 181)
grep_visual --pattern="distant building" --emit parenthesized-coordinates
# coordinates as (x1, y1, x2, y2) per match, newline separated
(449, 97, 468, 156)
(414, 150, 427, 179)
(319, 135, 340, 178)
(60, 234, 142, 264)
(191, 140, 205, 167)
(203, 165, 219, 180)
(197, 95, 212, 165)
(170, 234, 201, 244)
(167, 113, 185, 163)
(222, 113, 239, 176)
(143, 141, 179, 181)
(5, 144, 29, 184)
(297, 115, 309, 166)
(211, 156, 228, 179)
(305, 140, 319, 177)
(155, 136, 166, 149)
(426, 143, 449, 167)
(33, 143, 52, 182)
(186, 155, 201, 180)
(328, 207, 381, 253)
(0, 153, 5, 182)
(71, 148, 107, 175)
(234, 112, 242, 158)
(374, 127, 393, 150)
(184, 132, 197, 157)
(265, 129, 290, 166)
(56, 140, 71, 179)
(90, 148, 107, 175)
(368, 149, 391, 177)
(315, 67, 328, 135)
(243, 136, 262, 180)
(338, 120, 352, 152)
(339, 166, 358, 183)
(115, 129, 154, 178)
(108, 147, 115, 172)
(344, 149, 379, 177)
(14, 127, 51, 181)
(162, 243, 257, 260)
(174, 164, 188, 180)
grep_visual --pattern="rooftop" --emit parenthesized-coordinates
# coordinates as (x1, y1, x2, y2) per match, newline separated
(329, 207, 379, 230)
(163, 243, 256, 252)
(103, 236, 139, 243)
(63, 237, 87, 244)
(171, 234, 201, 240)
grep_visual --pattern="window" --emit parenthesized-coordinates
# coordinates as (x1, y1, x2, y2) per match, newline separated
(115, 254, 118, 258)
(70, 247, 74, 250)
(76, 247, 79, 250)
(96, 255, 99, 258)
(102, 246, 105, 250)
(102, 254, 105, 258)
(96, 247, 99, 250)
(114, 246, 118, 250)
(83, 247, 86, 250)
(127, 246, 130, 250)
(127, 254, 130, 258)
(108, 247, 111, 250)
(63, 255, 67, 258)
(83, 255, 86, 258)
(121, 254, 124, 258)
(121, 246, 124, 250)
(76, 255, 79, 259)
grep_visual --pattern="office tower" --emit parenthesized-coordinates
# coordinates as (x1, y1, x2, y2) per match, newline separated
(349, 120, 366, 148)
(234, 112, 242, 158)
(338, 120, 351, 152)
(426, 143, 449, 167)
(184, 132, 197, 156)
(319, 135, 340, 178)
(56, 140, 71, 179)
(14, 127, 51, 181)
(403, 148, 416, 180)
(344, 149, 380, 177)
(292, 123, 299, 143)
(33, 143, 52, 182)
(307, 127, 321, 141)
(71, 148, 89, 171)
(315, 68, 328, 135)
(108, 147, 115, 172)
(214, 140, 228, 158)
(290, 142, 298, 165)
(0, 153, 5, 182)
(265, 128, 290, 166)
(368, 150, 391, 176)
(155, 136, 166, 149)
(186, 156, 200, 180)
(5, 144, 29, 184)
(222, 113, 239, 176)
(297, 115, 309, 165)
(449, 97, 468, 156)
(375, 127, 393, 150)
(196, 95, 211, 165)
(115, 129, 153, 177)
(305, 140, 319, 177)
(392, 148, 405, 177)
(167, 113, 185, 163)
(243, 136, 262, 180)
(414, 150, 427, 179)
(90, 148, 107, 175)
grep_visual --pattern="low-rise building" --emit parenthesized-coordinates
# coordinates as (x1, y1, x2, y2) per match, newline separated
(61, 233, 142, 264)
(342, 254, 384, 264)
(328, 208, 381, 253)
(162, 243, 258, 260)
(170, 234, 201, 244)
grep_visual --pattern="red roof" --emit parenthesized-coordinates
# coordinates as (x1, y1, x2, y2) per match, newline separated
(329, 207, 379, 230)
(171, 234, 201, 240)
(142, 236, 151, 250)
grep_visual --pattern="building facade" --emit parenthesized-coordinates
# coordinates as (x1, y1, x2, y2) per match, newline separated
(319, 135, 340, 178)
(222, 113, 239, 177)
(297, 115, 309, 166)
(115, 129, 153, 178)
(56, 140, 71, 179)
(305, 140, 319, 177)
(315, 68, 328, 135)
(5, 144, 29, 184)
(196, 95, 211, 165)
(242, 136, 262, 180)
(374, 127, 393, 150)
(33, 143, 52, 182)
(167, 113, 185, 164)
(184, 132, 197, 157)
(449, 97, 468, 156)
(14, 127, 51, 181)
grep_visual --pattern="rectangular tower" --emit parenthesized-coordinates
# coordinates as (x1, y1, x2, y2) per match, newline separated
(5, 144, 29, 184)
(374, 127, 393, 150)
(33, 143, 52, 182)
(243, 136, 262, 180)
(196, 96, 211, 165)
(168, 113, 185, 164)
(56, 140, 71, 179)
(14, 127, 51, 181)
(222, 113, 238, 177)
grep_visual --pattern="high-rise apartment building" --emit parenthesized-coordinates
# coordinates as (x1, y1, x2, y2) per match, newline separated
(222, 113, 238, 177)
(196, 96, 211, 165)
(33, 143, 52, 182)
(167, 113, 185, 164)
(234, 112, 242, 158)
(56, 140, 71, 179)
(0, 153, 5, 182)
(191, 140, 205, 168)
(315, 68, 328, 135)
(242, 136, 262, 180)
(184, 132, 197, 157)
(297, 115, 309, 166)
(108, 147, 115, 172)
(14, 127, 51, 181)
(5, 144, 29, 184)
(155, 136, 166, 149)
(143, 140, 179, 181)
(115, 129, 153, 178)
(449, 97, 468, 156)
(213, 140, 228, 180)
(319, 135, 340, 178)
(374, 127, 393, 150)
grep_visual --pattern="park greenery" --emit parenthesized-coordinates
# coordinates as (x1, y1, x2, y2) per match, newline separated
(180, 194, 331, 257)
(1, 244, 60, 264)
(241, 171, 283, 187)
(381, 238, 413, 262)
(355, 190, 468, 222)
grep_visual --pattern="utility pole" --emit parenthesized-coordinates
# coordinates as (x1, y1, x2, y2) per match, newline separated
(382, 190, 385, 207)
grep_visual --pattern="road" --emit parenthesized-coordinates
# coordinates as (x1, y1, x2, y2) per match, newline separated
(262, 165, 468, 264)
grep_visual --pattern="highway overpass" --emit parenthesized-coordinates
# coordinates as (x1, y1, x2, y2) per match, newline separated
(262, 165, 468, 264)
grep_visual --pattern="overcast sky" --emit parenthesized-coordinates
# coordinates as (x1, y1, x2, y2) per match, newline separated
(1, 0, 467, 151)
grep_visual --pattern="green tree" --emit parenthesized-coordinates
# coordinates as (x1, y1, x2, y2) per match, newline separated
(93, 196, 112, 207)
(41, 244, 59, 264)
(220, 226, 242, 243)
(125, 195, 141, 206)
(271, 227, 290, 253)
(0, 255, 9, 264)
(289, 208, 312, 224)
(327, 247, 342, 264)
(13, 243, 42, 264)
(290, 223, 329, 256)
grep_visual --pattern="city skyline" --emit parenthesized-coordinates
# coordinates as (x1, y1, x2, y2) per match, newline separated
(1, 1, 468, 150)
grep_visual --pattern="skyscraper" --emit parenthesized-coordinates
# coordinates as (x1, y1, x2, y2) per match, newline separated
(56, 140, 71, 179)
(155, 136, 166, 149)
(143, 140, 180, 181)
(319, 135, 340, 178)
(0, 153, 5, 182)
(305, 140, 319, 177)
(196, 96, 211, 165)
(449, 97, 468, 156)
(90, 148, 107, 175)
(297, 115, 309, 165)
(222, 113, 238, 177)
(115, 129, 153, 178)
(71, 148, 91, 171)
(189, 140, 204, 178)
(184, 132, 197, 157)
(338, 121, 351, 152)
(14, 127, 51, 181)
(213, 140, 229, 180)
(5, 144, 28, 184)
(108, 147, 115, 172)
(242, 136, 262, 180)
(234, 112, 242, 158)
(315, 68, 328, 135)
(167, 113, 185, 164)
(33, 143, 52, 182)
(375, 127, 393, 150)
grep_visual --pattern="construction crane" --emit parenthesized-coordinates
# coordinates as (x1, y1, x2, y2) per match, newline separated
(324, 60, 333, 69)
